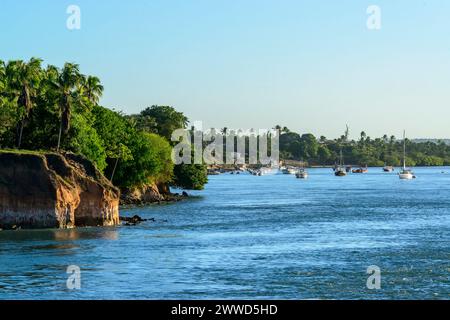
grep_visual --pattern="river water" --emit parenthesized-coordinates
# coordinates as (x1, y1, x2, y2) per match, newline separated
(0, 167, 449, 300)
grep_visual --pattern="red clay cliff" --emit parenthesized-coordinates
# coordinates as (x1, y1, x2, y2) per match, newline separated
(0, 151, 120, 229)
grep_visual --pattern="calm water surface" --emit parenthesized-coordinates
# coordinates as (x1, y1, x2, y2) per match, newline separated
(1, 167, 449, 299)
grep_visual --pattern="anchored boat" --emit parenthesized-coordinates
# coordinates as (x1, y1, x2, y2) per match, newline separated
(352, 166, 368, 174)
(296, 163, 309, 179)
(399, 131, 415, 180)
(335, 150, 347, 177)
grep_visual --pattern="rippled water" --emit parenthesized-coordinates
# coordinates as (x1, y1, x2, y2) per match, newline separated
(1, 167, 449, 300)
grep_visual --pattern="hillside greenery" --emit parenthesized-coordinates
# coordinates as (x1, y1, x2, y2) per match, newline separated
(0, 58, 207, 190)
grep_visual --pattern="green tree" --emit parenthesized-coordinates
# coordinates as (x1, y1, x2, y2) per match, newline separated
(92, 105, 132, 181)
(0, 60, 5, 92)
(80, 75, 103, 105)
(126, 114, 158, 133)
(66, 112, 107, 171)
(299, 133, 319, 159)
(49, 63, 83, 151)
(317, 144, 332, 163)
(173, 164, 208, 190)
(5, 58, 42, 148)
(139, 105, 189, 140)
(113, 132, 173, 189)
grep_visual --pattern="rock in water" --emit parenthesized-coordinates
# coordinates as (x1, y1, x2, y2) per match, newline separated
(0, 151, 120, 230)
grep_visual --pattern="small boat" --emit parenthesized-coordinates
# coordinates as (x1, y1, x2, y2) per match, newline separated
(335, 150, 347, 177)
(282, 167, 296, 175)
(399, 131, 415, 180)
(296, 168, 308, 179)
(207, 169, 220, 175)
(335, 169, 346, 177)
(383, 165, 394, 172)
(352, 166, 368, 174)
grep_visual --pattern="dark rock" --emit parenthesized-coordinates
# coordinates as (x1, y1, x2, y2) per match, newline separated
(120, 214, 156, 226)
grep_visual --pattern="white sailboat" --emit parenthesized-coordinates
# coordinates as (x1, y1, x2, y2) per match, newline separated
(399, 130, 414, 180)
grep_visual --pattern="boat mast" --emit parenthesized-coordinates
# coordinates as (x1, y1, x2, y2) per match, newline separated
(403, 130, 406, 170)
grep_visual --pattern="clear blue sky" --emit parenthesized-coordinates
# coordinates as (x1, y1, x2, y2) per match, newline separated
(1, 0, 450, 139)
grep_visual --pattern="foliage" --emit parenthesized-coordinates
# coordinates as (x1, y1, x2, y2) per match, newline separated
(277, 126, 450, 167)
(137, 105, 189, 140)
(112, 132, 173, 188)
(0, 57, 208, 191)
(173, 164, 208, 190)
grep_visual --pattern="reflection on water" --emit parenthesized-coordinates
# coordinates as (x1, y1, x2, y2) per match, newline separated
(0, 167, 449, 299)
(0, 228, 119, 242)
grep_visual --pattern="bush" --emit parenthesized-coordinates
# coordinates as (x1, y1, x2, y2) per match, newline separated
(173, 164, 208, 190)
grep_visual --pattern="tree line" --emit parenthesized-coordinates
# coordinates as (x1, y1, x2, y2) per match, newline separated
(0, 58, 207, 191)
(276, 126, 450, 166)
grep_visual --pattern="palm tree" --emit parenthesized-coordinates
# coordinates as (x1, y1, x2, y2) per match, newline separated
(50, 63, 82, 151)
(360, 131, 367, 141)
(6, 58, 42, 148)
(0, 60, 6, 114)
(282, 126, 290, 134)
(0, 60, 5, 91)
(80, 75, 103, 105)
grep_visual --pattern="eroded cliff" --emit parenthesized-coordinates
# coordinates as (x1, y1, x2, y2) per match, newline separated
(0, 151, 120, 229)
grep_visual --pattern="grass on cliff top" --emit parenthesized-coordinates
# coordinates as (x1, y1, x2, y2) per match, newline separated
(0, 148, 58, 156)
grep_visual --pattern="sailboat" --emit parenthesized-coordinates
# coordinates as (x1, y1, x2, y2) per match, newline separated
(335, 150, 347, 176)
(399, 131, 414, 180)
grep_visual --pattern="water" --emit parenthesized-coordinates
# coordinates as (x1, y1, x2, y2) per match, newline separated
(1, 167, 449, 300)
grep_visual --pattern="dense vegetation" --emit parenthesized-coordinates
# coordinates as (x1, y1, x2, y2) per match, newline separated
(0, 58, 207, 190)
(276, 126, 450, 166)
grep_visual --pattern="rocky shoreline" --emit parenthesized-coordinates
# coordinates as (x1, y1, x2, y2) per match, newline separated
(119, 183, 189, 207)
(0, 151, 191, 231)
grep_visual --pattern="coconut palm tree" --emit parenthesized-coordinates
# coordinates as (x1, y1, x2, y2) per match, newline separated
(0, 60, 7, 117)
(0, 60, 6, 110)
(50, 63, 82, 151)
(5, 58, 42, 148)
(0, 60, 5, 91)
(80, 75, 104, 105)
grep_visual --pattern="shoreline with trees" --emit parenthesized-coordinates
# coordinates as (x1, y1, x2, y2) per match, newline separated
(276, 126, 450, 167)
(0, 58, 208, 206)
(1, 57, 449, 198)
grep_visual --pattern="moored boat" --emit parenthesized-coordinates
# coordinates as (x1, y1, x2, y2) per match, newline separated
(334, 150, 347, 177)
(352, 166, 368, 174)
(399, 131, 415, 180)
(282, 167, 296, 175)
(296, 168, 308, 179)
